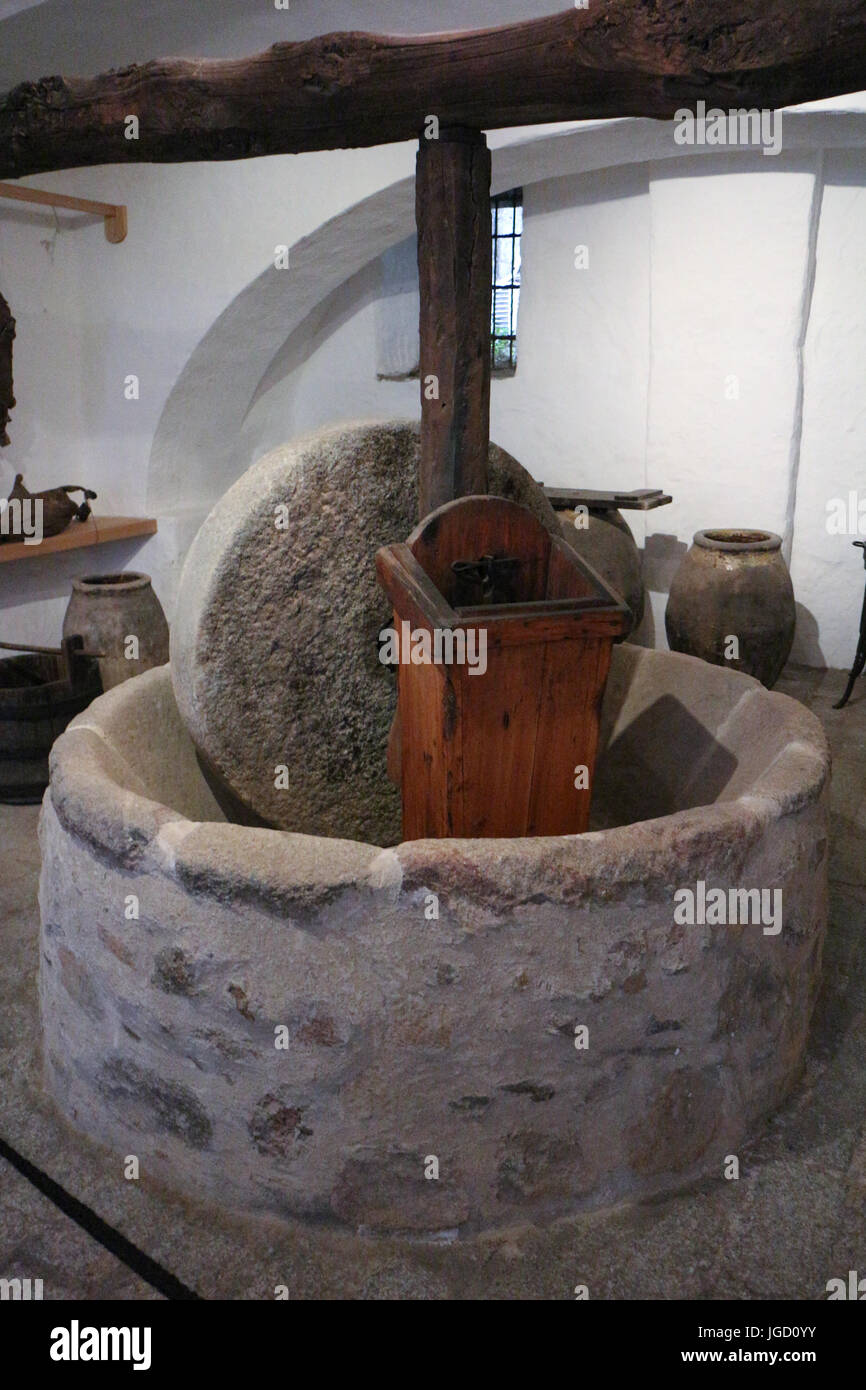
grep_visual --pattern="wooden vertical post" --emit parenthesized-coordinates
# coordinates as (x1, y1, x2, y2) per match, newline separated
(416, 126, 491, 518)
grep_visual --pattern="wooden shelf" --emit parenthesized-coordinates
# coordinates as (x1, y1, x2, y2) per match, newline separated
(0, 515, 157, 564)
(542, 486, 673, 513)
(0, 181, 127, 243)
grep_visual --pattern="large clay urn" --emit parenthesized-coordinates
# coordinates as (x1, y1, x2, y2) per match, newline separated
(63, 572, 169, 691)
(665, 529, 795, 689)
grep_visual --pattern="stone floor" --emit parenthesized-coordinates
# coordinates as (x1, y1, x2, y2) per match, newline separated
(0, 662, 864, 1300)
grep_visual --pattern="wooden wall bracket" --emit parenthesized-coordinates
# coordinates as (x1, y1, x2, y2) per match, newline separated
(0, 181, 127, 243)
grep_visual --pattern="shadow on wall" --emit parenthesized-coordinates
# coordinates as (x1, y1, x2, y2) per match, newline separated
(630, 532, 689, 647)
(642, 532, 689, 593)
(631, 585, 656, 648)
(249, 260, 381, 412)
(0, 540, 153, 614)
(791, 601, 826, 667)
(527, 160, 649, 216)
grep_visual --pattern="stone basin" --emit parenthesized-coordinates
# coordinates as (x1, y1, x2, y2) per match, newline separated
(38, 644, 830, 1234)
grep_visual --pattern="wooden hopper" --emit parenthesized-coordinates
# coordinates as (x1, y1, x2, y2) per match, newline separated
(376, 494, 630, 840)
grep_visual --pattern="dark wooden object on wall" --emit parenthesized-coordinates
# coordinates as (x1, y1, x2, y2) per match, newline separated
(3, 3, 866, 178)
(0, 290, 15, 447)
(376, 495, 630, 840)
(416, 127, 491, 517)
(0, 473, 97, 544)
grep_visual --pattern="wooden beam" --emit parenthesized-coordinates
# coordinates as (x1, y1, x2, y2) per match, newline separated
(0, 181, 127, 241)
(416, 128, 491, 517)
(2, 2, 866, 178)
(543, 486, 673, 511)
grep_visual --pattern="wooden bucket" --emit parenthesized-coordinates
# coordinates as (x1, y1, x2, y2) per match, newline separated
(0, 652, 102, 804)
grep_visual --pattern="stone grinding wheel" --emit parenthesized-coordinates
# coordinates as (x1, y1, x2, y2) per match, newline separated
(171, 420, 559, 846)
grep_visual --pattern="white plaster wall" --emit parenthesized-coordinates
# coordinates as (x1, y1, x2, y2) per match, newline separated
(245, 160, 652, 516)
(245, 263, 419, 450)
(244, 139, 866, 669)
(0, 145, 416, 648)
(790, 146, 866, 667)
(498, 164, 650, 494)
(0, 0, 566, 648)
(0, 0, 568, 88)
(5, 135, 866, 669)
(3, 0, 866, 666)
(642, 152, 822, 649)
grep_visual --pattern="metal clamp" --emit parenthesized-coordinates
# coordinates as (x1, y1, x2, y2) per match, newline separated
(451, 553, 521, 605)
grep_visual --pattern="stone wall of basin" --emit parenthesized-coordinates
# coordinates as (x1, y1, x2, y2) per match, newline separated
(39, 647, 830, 1234)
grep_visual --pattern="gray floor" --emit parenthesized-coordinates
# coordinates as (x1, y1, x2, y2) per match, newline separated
(0, 663, 864, 1299)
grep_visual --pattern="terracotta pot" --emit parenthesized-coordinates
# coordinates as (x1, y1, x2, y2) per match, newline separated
(665, 528, 795, 688)
(63, 572, 169, 691)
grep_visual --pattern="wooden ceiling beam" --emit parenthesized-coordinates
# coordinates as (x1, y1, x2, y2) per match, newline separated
(2, 2, 866, 179)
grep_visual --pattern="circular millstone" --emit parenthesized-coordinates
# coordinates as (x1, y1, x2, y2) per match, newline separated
(171, 419, 558, 845)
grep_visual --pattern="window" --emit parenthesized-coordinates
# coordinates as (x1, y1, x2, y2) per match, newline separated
(491, 188, 523, 372)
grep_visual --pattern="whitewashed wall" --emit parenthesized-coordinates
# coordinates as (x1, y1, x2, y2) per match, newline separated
(2, 1, 866, 667)
(790, 146, 866, 666)
(242, 131, 866, 669)
(0, 0, 562, 648)
(641, 152, 823, 649)
(0, 145, 417, 648)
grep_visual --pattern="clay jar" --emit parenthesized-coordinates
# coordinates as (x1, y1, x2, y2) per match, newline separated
(63, 572, 169, 691)
(665, 529, 795, 689)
